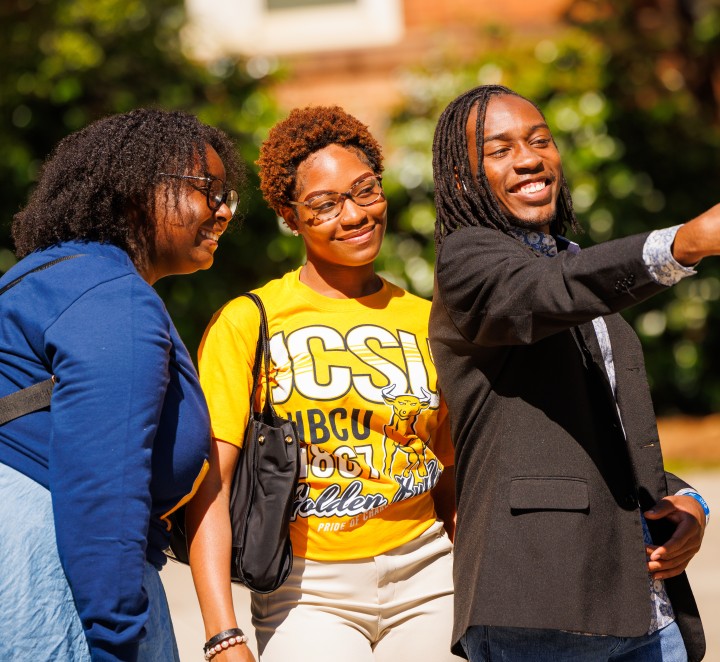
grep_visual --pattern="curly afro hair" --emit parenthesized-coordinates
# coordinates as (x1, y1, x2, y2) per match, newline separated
(257, 105, 383, 215)
(12, 108, 244, 265)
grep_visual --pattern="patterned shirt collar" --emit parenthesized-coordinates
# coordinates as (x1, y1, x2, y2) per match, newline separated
(507, 227, 559, 257)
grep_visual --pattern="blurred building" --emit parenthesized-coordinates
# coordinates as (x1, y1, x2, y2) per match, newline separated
(185, 0, 572, 130)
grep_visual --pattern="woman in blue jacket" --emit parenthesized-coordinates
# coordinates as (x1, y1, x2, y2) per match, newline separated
(0, 108, 243, 661)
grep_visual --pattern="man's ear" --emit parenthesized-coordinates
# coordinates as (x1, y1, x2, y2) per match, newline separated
(280, 206, 300, 235)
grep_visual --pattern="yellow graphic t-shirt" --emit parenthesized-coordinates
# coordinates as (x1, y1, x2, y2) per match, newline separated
(199, 269, 453, 561)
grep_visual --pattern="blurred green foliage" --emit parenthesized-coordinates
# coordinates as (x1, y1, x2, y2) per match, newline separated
(380, 0, 720, 414)
(3, 0, 720, 413)
(0, 0, 303, 356)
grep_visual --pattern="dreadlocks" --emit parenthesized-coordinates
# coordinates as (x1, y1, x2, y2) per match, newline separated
(432, 85, 578, 246)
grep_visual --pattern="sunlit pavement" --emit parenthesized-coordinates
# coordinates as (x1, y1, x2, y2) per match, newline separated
(163, 470, 720, 661)
(684, 470, 720, 662)
(162, 561, 257, 660)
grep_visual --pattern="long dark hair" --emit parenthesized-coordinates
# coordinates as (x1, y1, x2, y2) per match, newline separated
(432, 84, 577, 246)
(12, 108, 244, 266)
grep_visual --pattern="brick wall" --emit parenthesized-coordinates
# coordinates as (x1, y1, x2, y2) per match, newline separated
(270, 0, 573, 133)
(402, 0, 571, 29)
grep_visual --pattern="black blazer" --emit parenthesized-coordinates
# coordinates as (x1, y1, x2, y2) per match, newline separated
(430, 227, 705, 660)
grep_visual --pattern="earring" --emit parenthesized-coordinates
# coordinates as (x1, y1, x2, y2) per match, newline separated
(292, 230, 299, 237)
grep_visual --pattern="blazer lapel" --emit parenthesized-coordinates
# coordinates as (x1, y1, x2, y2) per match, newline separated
(573, 321, 618, 408)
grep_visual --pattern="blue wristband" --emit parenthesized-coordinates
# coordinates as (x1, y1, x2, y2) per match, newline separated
(676, 489, 710, 525)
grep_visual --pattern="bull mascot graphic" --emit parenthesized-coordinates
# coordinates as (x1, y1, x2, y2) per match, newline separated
(381, 384, 439, 478)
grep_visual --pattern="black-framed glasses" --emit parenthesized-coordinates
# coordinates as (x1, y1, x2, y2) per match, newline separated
(289, 175, 384, 225)
(159, 173, 239, 217)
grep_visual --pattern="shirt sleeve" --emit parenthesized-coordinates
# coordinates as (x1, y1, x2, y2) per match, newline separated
(45, 276, 172, 662)
(198, 298, 261, 447)
(642, 225, 697, 286)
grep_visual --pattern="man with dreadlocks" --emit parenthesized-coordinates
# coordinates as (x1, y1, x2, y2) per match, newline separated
(429, 85, 713, 661)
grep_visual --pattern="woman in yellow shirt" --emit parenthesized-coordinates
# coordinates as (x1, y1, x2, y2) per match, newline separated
(187, 106, 458, 662)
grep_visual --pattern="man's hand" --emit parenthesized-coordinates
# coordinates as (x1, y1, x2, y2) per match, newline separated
(643, 495, 707, 579)
(673, 203, 720, 265)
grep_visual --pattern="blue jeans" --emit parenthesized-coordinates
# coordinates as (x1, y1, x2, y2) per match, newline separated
(461, 621, 687, 662)
(138, 563, 181, 662)
(0, 462, 179, 661)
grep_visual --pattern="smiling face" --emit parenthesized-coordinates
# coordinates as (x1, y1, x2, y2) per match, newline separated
(147, 144, 233, 283)
(467, 94, 563, 234)
(282, 143, 387, 272)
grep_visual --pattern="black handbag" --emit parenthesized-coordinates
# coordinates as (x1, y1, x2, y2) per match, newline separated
(167, 292, 301, 593)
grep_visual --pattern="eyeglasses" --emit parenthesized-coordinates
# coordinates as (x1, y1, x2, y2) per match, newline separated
(159, 173, 239, 217)
(289, 175, 384, 225)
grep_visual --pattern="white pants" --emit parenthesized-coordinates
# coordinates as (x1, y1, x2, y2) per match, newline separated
(251, 520, 460, 661)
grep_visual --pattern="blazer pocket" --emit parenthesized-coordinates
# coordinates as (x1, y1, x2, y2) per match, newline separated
(509, 476, 589, 512)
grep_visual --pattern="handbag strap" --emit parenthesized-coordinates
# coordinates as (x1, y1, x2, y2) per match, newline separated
(0, 254, 84, 424)
(240, 292, 275, 417)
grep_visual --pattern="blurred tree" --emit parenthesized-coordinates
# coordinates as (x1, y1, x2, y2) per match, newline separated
(5, 0, 720, 412)
(380, 0, 720, 414)
(0, 0, 300, 357)
(564, 0, 720, 413)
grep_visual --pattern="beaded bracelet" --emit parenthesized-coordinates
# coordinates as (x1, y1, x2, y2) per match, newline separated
(203, 628, 248, 660)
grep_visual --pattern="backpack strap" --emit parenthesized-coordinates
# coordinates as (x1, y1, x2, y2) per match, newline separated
(0, 378, 54, 425)
(0, 254, 84, 425)
(0, 254, 83, 296)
